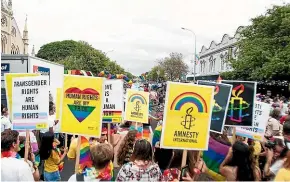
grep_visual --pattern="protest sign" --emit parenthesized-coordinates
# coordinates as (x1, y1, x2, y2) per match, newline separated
(198, 81, 232, 133)
(61, 75, 104, 136)
(5, 73, 39, 120)
(102, 80, 123, 123)
(11, 76, 49, 130)
(124, 89, 149, 123)
(221, 80, 256, 127)
(236, 101, 270, 141)
(160, 82, 214, 150)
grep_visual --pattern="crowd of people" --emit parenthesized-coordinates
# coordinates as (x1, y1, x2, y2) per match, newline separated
(1, 82, 290, 181)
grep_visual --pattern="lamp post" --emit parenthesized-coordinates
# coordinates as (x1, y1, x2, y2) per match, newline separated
(181, 27, 197, 82)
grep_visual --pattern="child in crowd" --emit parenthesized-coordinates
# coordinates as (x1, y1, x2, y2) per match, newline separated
(39, 132, 67, 181)
(117, 130, 137, 166)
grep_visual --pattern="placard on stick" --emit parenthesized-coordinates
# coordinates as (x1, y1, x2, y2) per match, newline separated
(197, 81, 232, 134)
(102, 80, 123, 123)
(11, 76, 49, 130)
(160, 82, 214, 150)
(236, 101, 270, 141)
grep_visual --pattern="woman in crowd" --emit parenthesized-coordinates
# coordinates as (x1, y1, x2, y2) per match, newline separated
(39, 132, 67, 181)
(1, 104, 11, 132)
(116, 139, 162, 181)
(220, 141, 261, 181)
(18, 136, 40, 181)
(265, 108, 282, 138)
(117, 130, 137, 166)
(275, 150, 290, 181)
(68, 143, 114, 181)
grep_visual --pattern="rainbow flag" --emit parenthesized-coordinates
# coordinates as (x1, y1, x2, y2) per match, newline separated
(152, 125, 162, 147)
(79, 136, 93, 172)
(203, 137, 229, 181)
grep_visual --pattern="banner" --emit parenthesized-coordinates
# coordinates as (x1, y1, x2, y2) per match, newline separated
(102, 80, 123, 123)
(221, 80, 256, 127)
(11, 76, 49, 130)
(160, 82, 214, 150)
(33, 65, 50, 84)
(198, 81, 232, 134)
(61, 75, 104, 136)
(124, 89, 149, 123)
(5, 73, 39, 120)
(55, 88, 62, 120)
(236, 101, 270, 141)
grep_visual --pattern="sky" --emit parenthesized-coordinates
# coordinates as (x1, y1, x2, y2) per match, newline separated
(11, 0, 289, 75)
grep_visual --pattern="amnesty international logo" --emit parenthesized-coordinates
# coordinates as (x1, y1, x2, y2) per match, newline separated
(170, 92, 208, 130)
(134, 101, 141, 113)
(129, 94, 147, 119)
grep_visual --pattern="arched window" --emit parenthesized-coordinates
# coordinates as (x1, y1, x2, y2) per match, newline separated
(1, 34, 7, 53)
(16, 46, 20, 54)
(11, 26, 16, 37)
(1, 14, 7, 27)
(11, 44, 16, 54)
(220, 52, 228, 71)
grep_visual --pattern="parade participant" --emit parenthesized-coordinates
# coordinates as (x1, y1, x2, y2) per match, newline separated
(274, 150, 290, 181)
(39, 132, 68, 181)
(1, 104, 11, 132)
(116, 139, 162, 181)
(265, 108, 283, 138)
(68, 143, 114, 181)
(117, 130, 137, 166)
(1, 130, 34, 181)
(18, 136, 40, 181)
(220, 141, 261, 181)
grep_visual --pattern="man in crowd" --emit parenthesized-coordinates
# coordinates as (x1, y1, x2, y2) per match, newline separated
(1, 130, 34, 181)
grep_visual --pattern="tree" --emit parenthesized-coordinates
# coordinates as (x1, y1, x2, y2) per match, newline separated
(37, 40, 132, 76)
(147, 66, 166, 81)
(158, 52, 188, 81)
(222, 4, 290, 81)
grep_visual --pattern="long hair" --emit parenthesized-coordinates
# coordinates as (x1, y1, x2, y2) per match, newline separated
(130, 139, 153, 162)
(39, 132, 54, 160)
(117, 130, 137, 165)
(230, 141, 256, 181)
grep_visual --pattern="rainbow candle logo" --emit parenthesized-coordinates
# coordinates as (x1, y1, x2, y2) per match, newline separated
(212, 86, 222, 121)
(170, 92, 208, 113)
(228, 84, 249, 123)
(129, 94, 147, 104)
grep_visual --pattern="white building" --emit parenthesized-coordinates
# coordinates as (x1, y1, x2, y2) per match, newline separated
(194, 26, 244, 80)
(1, 0, 32, 55)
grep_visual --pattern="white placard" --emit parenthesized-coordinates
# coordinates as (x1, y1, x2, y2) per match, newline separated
(11, 76, 49, 130)
(236, 101, 270, 141)
(102, 79, 124, 123)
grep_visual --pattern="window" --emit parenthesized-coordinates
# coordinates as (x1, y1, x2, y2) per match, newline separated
(220, 52, 228, 71)
(200, 60, 206, 73)
(1, 14, 7, 27)
(16, 46, 20, 54)
(11, 26, 16, 37)
(209, 56, 216, 72)
(1, 34, 7, 53)
(11, 44, 16, 54)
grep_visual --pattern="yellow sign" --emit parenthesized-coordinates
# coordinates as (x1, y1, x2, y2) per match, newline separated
(160, 82, 214, 150)
(124, 89, 149, 123)
(61, 75, 104, 136)
(55, 88, 62, 120)
(5, 73, 39, 119)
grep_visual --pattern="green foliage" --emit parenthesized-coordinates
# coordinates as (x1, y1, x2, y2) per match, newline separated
(225, 4, 290, 81)
(147, 66, 166, 81)
(158, 52, 188, 81)
(37, 40, 132, 76)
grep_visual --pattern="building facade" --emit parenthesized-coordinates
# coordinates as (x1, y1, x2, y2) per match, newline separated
(1, 0, 29, 55)
(195, 26, 244, 80)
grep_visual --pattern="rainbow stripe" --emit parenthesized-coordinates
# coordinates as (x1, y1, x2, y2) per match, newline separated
(170, 92, 207, 113)
(129, 94, 147, 104)
(102, 111, 122, 123)
(79, 136, 92, 171)
(203, 137, 229, 181)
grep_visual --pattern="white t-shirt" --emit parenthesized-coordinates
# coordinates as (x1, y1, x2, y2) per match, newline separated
(40, 115, 55, 133)
(1, 157, 34, 181)
(68, 174, 100, 182)
(270, 159, 284, 175)
(1, 116, 11, 132)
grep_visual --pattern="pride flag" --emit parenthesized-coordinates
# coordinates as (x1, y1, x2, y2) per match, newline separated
(203, 137, 229, 181)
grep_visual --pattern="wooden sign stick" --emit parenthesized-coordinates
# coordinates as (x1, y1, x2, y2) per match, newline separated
(107, 123, 111, 144)
(231, 127, 236, 145)
(24, 130, 30, 162)
(65, 134, 68, 148)
(74, 136, 81, 174)
(181, 150, 187, 167)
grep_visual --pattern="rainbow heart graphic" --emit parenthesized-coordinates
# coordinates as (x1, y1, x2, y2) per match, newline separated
(65, 87, 99, 122)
